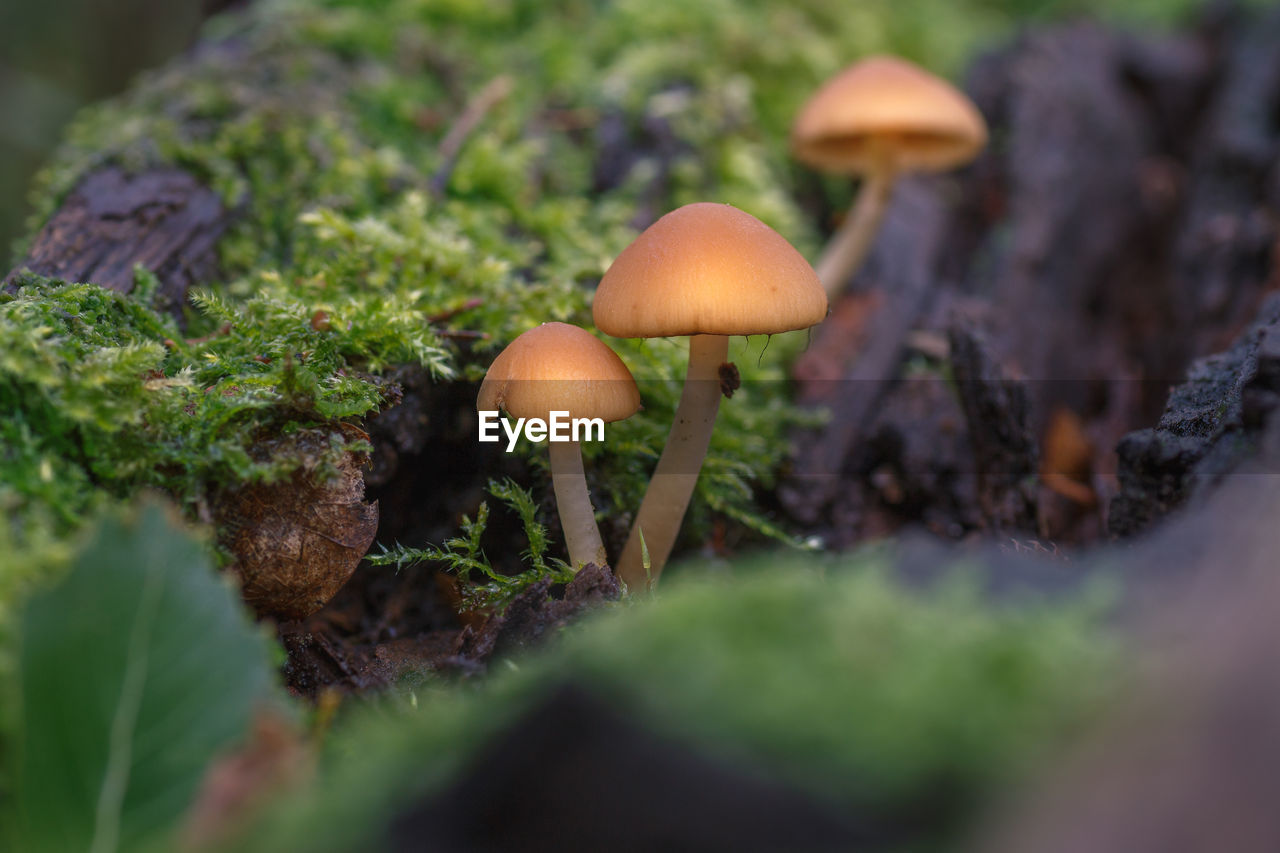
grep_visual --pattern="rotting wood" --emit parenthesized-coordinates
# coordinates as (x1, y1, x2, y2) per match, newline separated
(1110, 294, 1280, 537)
(947, 326, 1038, 535)
(4, 166, 230, 317)
(779, 11, 1277, 547)
(782, 177, 947, 526)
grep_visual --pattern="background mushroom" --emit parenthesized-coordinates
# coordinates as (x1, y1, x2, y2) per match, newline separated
(594, 202, 827, 591)
(478, 322, 641, 570)
(792, 55, 988, 295)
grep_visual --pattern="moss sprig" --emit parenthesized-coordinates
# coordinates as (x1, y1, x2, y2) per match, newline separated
(368, 478, 575, 610)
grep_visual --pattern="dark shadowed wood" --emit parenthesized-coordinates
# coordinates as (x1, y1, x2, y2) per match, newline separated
(1109, 295, 1280, 536)
(948, 326, 1038, 533)
(1168, 4, 1280, 357)
(779, 11, 1277, 547)
(781, 177, 948, 525)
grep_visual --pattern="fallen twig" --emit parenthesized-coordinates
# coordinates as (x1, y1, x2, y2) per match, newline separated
(428, 75, 515, 197)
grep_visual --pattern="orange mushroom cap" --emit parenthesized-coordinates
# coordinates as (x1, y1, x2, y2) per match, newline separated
(791, 56, 988, 174)
(593, 203, 827, 339)
(478, 322, 641, 423)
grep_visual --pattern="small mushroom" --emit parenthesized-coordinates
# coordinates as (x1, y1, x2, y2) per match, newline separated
(594, 202, 827, 591)
(478, 322, 641, 570)
(792, 55, 988, 295)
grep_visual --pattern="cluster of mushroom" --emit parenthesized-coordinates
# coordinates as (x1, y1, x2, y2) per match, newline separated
(477, 55, 986, 594)
(480, 204, 826, 592)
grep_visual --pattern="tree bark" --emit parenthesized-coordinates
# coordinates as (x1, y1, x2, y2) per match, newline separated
(780, 7, 1278, 548)
(5, 166, 230, 317)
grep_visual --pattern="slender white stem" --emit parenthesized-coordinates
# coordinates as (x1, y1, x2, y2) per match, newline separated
(616, 334, 728, 592)
(549, 440, 607, 570)
(814, 165, 896, 297)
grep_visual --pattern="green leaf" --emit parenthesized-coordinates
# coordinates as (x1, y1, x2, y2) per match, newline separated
(9, 504, 277, 853)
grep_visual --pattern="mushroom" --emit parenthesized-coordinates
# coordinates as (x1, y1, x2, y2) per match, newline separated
(594, 202, 827, 591)
(478, 322, 641, 570)
(792, 55, 988, 296)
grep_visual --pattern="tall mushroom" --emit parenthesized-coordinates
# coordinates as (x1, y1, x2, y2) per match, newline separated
(594, 202, 827, 591)
(478, 322, 641, 570)
(792, 55, 988, 296)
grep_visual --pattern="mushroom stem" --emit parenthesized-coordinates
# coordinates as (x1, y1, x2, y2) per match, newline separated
(616, 333, 729, 592)
(814, 164, 896, 297)
(549, 439, 608, 570)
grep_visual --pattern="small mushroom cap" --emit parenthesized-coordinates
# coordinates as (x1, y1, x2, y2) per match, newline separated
(478, 322, 641, 423)
(791, 55, 988, 174)
(593, 203, 827, 339)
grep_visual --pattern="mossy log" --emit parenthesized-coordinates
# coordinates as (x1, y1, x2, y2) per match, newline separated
(4, 1, 1278, 695)
(5, 167, 378, 621)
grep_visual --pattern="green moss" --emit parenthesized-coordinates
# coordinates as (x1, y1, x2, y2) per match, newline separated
(236, 554, 1120, 851)
(1, 270, 382, 515)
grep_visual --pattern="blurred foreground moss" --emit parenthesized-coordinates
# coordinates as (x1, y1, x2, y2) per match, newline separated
(238, 554, 1119, 851)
